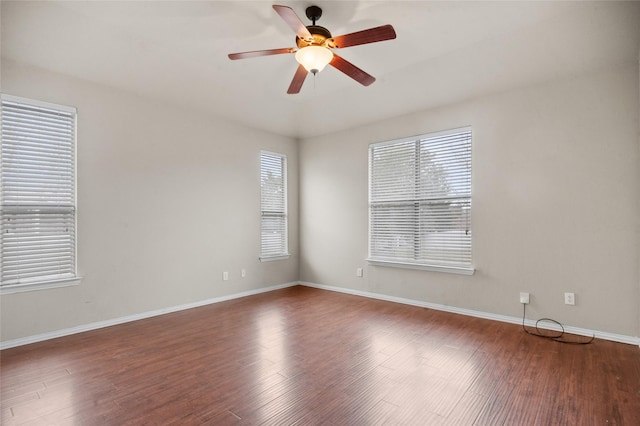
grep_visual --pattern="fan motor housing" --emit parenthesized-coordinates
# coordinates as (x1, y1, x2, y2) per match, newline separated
(296, 25, 333, 48)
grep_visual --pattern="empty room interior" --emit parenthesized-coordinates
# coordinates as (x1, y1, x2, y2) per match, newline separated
(1, 1, 640, 425)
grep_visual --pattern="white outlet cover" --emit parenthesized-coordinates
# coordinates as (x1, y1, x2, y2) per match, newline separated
(564, 292, 575, 305)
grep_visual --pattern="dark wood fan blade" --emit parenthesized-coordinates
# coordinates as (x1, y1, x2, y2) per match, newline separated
(330, 24, 396, 49)
(329, 54, 375, 86)
(273, 5, 313, 41)
(287, 64, 308, 94)
(228, 48, 294, 60)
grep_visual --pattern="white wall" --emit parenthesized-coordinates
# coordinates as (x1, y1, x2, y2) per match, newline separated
(300, 62, 640, 338)
(0, 60, 299, 342)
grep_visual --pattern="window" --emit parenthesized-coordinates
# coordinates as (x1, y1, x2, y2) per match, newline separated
(368, 127, 473, 274)
(1, 95, 79, 292)
(260, 151, 288, 260)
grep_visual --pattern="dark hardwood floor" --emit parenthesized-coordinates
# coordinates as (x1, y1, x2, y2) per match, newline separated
(1, 285, 639, 425)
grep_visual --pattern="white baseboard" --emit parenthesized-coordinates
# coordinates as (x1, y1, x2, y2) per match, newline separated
(0, 282, 298, 350)
(300, 281, 640, 347)
(3, 281, 638, 350)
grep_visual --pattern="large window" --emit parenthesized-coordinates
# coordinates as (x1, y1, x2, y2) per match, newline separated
(1, 95, 78, 292)
(368, 127, 473, 274)
(260, 151, 288, 260)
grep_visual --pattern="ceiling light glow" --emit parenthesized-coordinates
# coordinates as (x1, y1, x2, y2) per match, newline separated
(295, 46, 334, 74)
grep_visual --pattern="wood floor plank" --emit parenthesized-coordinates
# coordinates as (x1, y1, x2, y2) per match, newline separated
(444, 390, 488, 425)
(1, 285, 639, 425)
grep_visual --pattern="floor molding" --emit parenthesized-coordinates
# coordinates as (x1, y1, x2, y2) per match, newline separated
(3, 280, 638, 350)
(300, 281, 640, 347)
(0, 282, 298, 350)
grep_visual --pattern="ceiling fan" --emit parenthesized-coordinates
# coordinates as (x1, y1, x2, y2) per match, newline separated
(228, 4, 396, 94)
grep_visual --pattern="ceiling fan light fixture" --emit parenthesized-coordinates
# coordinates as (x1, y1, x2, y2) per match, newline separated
(228, 5, 397, 93)
(295, 45, 333, 74)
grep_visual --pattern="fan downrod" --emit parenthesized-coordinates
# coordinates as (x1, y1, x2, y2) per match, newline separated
(305, 5, 322, 25)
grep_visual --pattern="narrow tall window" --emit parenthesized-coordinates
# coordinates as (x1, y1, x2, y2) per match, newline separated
(368, 127, 473, 274)
(260, 151, 288, 260)
(1, 95, 78, 291)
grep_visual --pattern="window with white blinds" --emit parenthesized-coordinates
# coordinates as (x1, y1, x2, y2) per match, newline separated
(368, 127, 473, 274)
(260, 151, 288, 260)
(1, 95, 78, 290)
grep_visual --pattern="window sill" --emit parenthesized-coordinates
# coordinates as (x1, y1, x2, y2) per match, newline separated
(367, 259, 475, 275)
(259, 254, 291, 262)
(1, 276, 82, 295)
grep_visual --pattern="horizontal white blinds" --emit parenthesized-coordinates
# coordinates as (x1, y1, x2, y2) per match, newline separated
(260, 151, 288, 258)
(1, 96, 77, 286)
(369, 128, 472, 268)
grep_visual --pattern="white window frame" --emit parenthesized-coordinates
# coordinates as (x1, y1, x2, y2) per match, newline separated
(259, 150, 289, 261)
(368, 127, 474, 275)
(1, 94, 80, 294)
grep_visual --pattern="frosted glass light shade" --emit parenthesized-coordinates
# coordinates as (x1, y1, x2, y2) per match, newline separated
(295, 46, 334, 74)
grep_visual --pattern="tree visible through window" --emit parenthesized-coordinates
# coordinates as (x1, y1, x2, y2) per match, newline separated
(368, 128, 472, 273)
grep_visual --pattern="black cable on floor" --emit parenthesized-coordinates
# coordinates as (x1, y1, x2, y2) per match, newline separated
(522, 303, 595, 345)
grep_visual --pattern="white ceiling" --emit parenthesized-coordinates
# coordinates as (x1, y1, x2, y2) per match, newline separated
(2, 1, 639, 139)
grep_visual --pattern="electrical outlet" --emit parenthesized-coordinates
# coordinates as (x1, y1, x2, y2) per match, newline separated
(520, 292, 530, 304)
(356, 267, 363, 277)
(241, 269, 246, 278)
(564, 292, 575, 305)
(223, 271, 229, 281)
